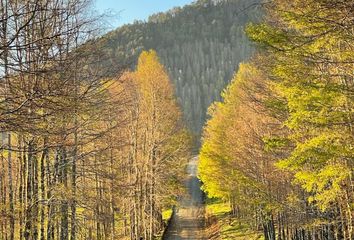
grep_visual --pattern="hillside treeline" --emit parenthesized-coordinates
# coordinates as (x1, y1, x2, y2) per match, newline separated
(97, 0, 262, 134)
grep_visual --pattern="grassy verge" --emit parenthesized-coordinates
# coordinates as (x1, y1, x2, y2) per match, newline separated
(155, 208, 174, 240)
(205, 199, 264, 240)
(162, 208, 173, 221)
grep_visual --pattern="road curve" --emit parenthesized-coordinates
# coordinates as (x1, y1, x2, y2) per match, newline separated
(163, 157, 205, 240)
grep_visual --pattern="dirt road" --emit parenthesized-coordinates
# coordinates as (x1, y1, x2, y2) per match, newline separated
(164, 157, 205, 240)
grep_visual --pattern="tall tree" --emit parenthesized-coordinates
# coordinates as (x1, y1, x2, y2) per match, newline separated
(200, 1, 353, 239)
(247, 0, 353, 238)
(121, 50, 191, 239)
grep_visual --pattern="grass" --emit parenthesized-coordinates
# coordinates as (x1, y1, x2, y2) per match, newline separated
(162, 208, 173, 221)
(153, 208, 174, 239)
(205, 199, 264, 240)
(206, 199, 231, 217)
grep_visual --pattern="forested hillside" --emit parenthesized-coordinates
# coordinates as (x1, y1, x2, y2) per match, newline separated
(97, 0, 262, 134)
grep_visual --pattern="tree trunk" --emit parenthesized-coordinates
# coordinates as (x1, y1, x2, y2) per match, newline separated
(7, 134, 15, 240)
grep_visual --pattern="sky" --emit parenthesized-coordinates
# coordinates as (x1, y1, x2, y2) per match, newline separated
(94, 0, 195, 28)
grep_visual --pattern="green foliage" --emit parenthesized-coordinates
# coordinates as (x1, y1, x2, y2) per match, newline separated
(199, 63, 276, 210)
(263, 137, 289, 152)
(247, 0, 353, 213)
(200, 1, 353, 238)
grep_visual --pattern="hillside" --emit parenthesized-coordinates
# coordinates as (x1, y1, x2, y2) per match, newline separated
(98, 0, 262, 134)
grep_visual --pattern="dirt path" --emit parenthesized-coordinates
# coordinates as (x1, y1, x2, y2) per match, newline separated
(164, 157, 205, 240)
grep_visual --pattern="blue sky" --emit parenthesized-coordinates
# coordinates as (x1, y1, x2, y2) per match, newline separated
(94, 0, 195, 28)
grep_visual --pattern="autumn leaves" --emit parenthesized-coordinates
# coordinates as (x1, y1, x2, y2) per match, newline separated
(115, 50, 191, 239)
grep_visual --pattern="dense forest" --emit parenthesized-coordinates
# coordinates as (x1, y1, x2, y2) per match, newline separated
(96, 0, 262, 134)
(199, 0, 353, 239)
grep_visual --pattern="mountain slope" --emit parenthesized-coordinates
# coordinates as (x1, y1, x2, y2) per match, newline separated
(98, 0, 262, 134)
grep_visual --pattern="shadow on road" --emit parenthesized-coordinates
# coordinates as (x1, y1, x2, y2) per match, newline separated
(163, 157, 205, 240)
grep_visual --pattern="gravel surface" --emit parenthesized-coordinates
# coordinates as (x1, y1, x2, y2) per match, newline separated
(164, 157, 205, 240)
